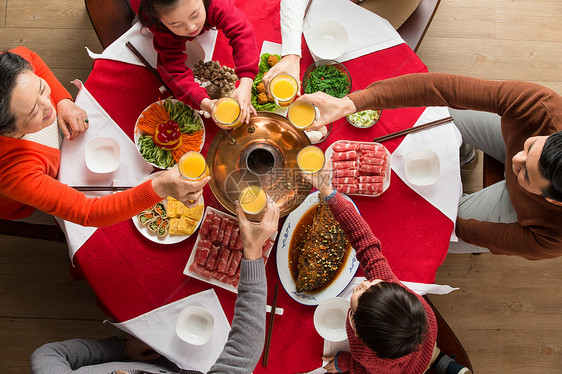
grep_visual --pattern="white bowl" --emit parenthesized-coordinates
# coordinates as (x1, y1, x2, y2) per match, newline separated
(307, 19, 349, 60)
(313, 297, 350, 342)
(176, 305, 214, 345)
(404, 149, 440, 186)
(85, 137, 120, 173)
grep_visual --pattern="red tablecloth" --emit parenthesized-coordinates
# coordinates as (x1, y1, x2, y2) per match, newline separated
(76, 1, 452, 372)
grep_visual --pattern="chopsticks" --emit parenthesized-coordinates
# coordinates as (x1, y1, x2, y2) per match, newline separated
(71, 186, 132, 191)
(372, 116, 454, 143)
(125, 41, 170, 93)
(262, 283, 279, 367)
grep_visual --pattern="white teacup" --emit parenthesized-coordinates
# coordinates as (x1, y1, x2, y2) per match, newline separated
(176, 305, 215, 345)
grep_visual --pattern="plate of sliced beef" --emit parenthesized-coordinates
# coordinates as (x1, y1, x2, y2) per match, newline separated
(325, 140, 391, 196)
(183, 206, 277, 293)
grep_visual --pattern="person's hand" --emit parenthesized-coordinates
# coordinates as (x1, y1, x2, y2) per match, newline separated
(231, 77, 257, 124)
(200, 98, 216, 117)
(56, 99, 89, 140)
(322, 355, 338, 373)
(302, 168, 333, 198)
(262, 54, 302, 94)
(236, 197, 280, 260)
(152, 165, 210, 208)
(125, 335, 161, 362)
(297, 92, 356, 130)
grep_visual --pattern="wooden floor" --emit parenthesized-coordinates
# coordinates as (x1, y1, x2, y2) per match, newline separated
(1, 0, 562, 372)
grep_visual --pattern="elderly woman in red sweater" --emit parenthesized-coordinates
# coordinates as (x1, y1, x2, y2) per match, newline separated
(0, 47, 208, 227)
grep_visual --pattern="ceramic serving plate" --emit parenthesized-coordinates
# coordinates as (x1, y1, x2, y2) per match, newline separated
(276, 191, 359, 306)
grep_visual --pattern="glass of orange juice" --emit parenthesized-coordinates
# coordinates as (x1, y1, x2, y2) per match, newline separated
(178, 151, 209, 180)
(297, 145, 325, 174)
(287, 100, 319, 130)
(269, 74, 299, 107)
(212, 97, 242, 129)
(239, 185, 267, 216)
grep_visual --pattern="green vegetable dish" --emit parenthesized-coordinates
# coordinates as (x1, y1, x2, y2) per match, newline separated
(136, 98, 204, 169)
(347, 110, 381, 128)
(304, 65, 350, 98)
(251, 53, 282, 112)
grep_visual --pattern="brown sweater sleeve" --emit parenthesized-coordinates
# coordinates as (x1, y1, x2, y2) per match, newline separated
(456, 217, 562, 260)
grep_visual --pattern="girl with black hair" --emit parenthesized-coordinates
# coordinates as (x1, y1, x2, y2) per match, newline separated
(131, 0, 259, 124)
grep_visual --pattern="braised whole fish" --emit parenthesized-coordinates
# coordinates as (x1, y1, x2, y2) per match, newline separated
(296, 199, 349, 292)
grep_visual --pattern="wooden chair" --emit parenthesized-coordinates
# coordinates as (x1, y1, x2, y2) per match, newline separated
(0, 219, 66, 243)
(85, 0, 135, 49)
(398, 0, 441, 52)
(424, 296, 473, 373)
(483, 153, 505, 188)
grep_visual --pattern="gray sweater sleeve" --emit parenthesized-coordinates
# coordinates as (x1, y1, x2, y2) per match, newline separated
(204, 259, 267, 374)
(30, 336, 126, 373)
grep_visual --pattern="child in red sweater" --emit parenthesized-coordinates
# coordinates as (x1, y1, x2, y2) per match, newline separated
(132, 0, 259, 124)
(305, 171, 471, 374)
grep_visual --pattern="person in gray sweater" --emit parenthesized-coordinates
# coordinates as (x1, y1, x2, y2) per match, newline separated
(30, 199, 280, 374)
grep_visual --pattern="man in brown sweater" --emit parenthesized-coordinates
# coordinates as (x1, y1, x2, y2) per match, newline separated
(300, 73, 562, 259)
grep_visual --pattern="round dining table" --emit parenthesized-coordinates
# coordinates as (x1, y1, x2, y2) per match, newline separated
(75, 1, 453, 372)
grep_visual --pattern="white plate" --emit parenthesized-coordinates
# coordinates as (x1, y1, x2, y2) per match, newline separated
(325, 140, 391, 197)
(132, 171, 204, 244)
(183, 207, 277, 293)
(313, 297, 350, 342)
(276, 191, 360, 306)
(134, 99, 205, 169)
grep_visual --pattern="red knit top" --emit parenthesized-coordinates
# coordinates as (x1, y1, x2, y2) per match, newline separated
(130, 0, 259, 109)
(0, 47, 162, 226)
(326, 193, 437, 373)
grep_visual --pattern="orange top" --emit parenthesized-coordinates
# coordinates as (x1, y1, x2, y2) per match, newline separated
(0, 47, 162, 227)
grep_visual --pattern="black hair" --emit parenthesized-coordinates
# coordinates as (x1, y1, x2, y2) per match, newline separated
(539, 131, 562, 202)
(0, 51, 32, 136)
(353, 282, 428, 359)
(138, 0, 211, 29)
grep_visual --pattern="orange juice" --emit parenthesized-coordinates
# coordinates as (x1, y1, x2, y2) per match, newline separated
(178, 151, 209, 180)
(212, 97, 241, 128)
(239, 186, 267, 214)
(288, 100, 317, 129)
(270, 74, 298, 106)
(297, 145, 325, 174)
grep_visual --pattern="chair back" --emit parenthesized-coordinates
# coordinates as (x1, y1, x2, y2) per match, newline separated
(85, 0, 135, 49)
(397, 0, 441, 52)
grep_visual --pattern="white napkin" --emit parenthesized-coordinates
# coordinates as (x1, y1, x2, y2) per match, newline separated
(303, 0, 404, 63)
(340, 277, 458, 300)
(86, 21, 218, 70)
(55, 81, 154, 260)
(390, 107, 463, 242)
(110, 289, 230, 372)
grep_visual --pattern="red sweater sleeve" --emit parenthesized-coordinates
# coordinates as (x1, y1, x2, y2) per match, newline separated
(0, 140, 162, 226)
(326, 192, 399, 283)
(11, 46, 72, 105)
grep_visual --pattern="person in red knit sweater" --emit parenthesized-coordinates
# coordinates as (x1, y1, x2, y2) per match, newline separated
(0, 47, 209, 227)
(132, 0, 259, 124)
(304, 171, 471, 374)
